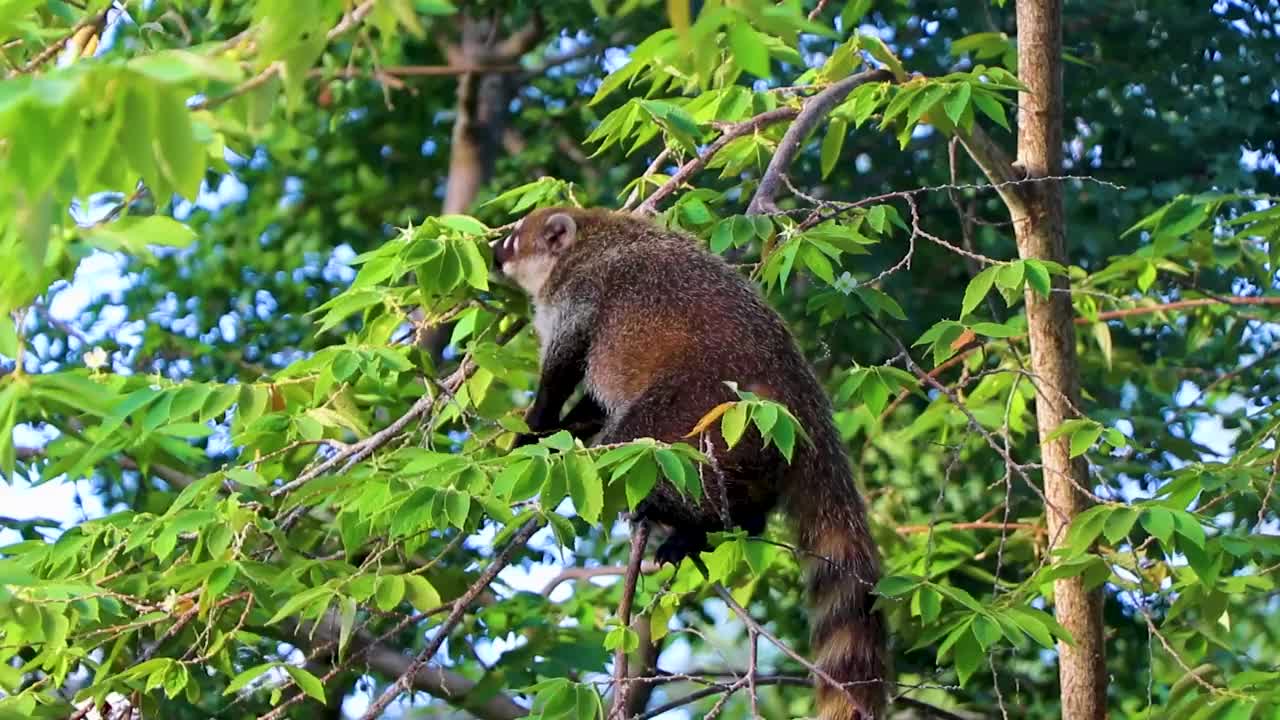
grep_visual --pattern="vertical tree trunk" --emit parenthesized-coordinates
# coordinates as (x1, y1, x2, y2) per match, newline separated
(417, 13, 543, 356)
(442, 16, 522, 214)
(1013, 0, 1108, 716)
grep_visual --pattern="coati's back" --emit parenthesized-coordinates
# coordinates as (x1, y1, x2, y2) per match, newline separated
(499, 208, 886, 719)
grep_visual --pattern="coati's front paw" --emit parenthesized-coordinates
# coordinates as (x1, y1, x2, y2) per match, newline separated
(654, 529, 708, 566)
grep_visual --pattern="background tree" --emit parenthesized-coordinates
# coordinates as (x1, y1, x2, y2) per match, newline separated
(1, 1, 1278, 719)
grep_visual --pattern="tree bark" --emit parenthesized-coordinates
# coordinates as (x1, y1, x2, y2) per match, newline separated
(417, 13, 544, 356)
(442, 15, 531, 214)
(1013, 0, 1108, 717)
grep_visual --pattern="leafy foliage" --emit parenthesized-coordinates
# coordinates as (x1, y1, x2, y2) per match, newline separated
(1, 1, 1278, 719)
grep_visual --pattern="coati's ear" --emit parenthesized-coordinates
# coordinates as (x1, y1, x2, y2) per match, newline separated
(541, 213, 577, 254)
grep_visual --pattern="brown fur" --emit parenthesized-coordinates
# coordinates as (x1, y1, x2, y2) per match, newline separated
(497, 207, 888, 718)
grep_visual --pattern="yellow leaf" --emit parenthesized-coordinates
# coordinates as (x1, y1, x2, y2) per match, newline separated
(685, 401, 735, 437)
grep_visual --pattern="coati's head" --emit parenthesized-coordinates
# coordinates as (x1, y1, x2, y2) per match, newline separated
(491, 207, 581, 299)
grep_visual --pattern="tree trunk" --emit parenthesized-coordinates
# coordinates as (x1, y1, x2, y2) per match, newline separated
(417, 13, 543, 356)
(1013, 0, 1108, 717)
(442, 15, 522, 214)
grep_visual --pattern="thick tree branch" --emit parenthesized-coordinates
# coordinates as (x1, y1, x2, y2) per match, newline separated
(953, 125, 1029, 218)
(634, 108, 799, 216)
(746, 68, 894, 215)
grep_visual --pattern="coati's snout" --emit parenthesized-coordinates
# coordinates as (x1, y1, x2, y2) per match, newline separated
(491, 211, 579, 298)
(491, 230, 519, 269)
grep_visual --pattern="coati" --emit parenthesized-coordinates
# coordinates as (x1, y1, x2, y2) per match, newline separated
(493, 207, 886, 720)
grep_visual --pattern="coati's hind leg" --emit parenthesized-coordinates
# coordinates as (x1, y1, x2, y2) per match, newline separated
(593, 383, 724, 566)
(593, 376, 788, 566)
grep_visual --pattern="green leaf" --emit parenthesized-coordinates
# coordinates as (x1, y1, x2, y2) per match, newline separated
(942, 83, 972, 125)
(820, 117, 847, 179)
(1023, 259, 1051, 297)
(129, 50, 244, 84)
(226, 468, 266, 488)
(443, 489, 471, 529)
(567, 452, 603, 524)
(604, 625, 640, 652)
(728, 23, 770, 78)
(224, 663, 277, 695)
(721, 403, 748, 448)
(1102, 506, 1138, 544)
(971, 90, 1009, 130)
(1137, 261, 1157, 292)
(915, 586, 942, 623)
(654, 448, 685, 489)
(88, 216, 197, 253)
(875, 574, 921, 597)
(159, 421, 214, 438)
(1063, 504, 1111, 552)
(283, 665, 327, 704)
(953, 627, 983, 686)
(338, 596, 357, 652)
(972, 614, 1002, 649)
(969, 321, 1019, 338)
(0, 314, 17, 359)
(267, 587, 332, 625)
(1140, 507, 1175, 547)
(770, 414, 796, 462)
(404, 575, 442, 613)
(841, 0, 873, 29)
(801, 244, 836, 283)
(1069, 423, 1103, 458)
(457, 240, 490, 291)
(375, 575, 405, 611)
(961, 265, 999, 317)
(752, 403, 779, 435)
(624, 457, 658, 509)
(152, 88, 205, 199)
(1171, 511, 1206, 549)
(1006, 607, 1056, 649)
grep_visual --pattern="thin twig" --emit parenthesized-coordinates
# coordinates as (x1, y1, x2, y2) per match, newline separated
(271, 322, 523, 499)
(712, 585, 871, 706)
(879, 294, 1280, 421)
(354, 518, 542, 720)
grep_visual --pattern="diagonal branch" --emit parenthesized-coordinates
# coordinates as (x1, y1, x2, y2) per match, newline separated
(16, 9, 109, 74)
(283, 613, 528, 720)
(634, 108, 799, 216)
(953, 125, 1029, 218)
(746, 68, 894, 215)
(357, 517, 542, 720)
(271, 321, 524, 499)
